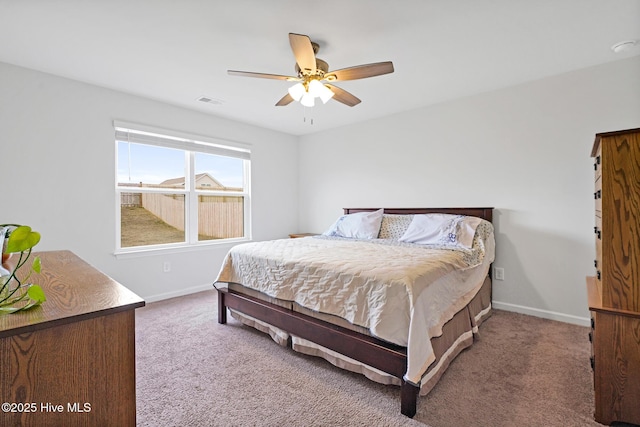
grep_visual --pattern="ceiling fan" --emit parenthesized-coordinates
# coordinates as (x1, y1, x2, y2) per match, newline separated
(228, 33, 394, 107)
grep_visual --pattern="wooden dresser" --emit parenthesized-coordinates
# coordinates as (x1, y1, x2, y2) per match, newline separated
(0, 250, 145, 427)
(588, 128, 640, 426)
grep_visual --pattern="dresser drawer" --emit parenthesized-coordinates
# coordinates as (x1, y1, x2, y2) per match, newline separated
(595, 216, 602, 288)
(594, 177, 602, 214)
(594, 144, 602, 181)
(589, 312, 596, 374)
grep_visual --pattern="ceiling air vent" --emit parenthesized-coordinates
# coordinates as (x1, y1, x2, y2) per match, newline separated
(197, 96, 224, 105)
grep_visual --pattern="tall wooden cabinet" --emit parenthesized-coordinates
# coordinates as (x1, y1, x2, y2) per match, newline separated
(588, 128, 640, 426)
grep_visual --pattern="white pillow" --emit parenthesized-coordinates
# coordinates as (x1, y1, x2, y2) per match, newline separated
(399, 214, 482, 248)
(322, 209, 384, 239)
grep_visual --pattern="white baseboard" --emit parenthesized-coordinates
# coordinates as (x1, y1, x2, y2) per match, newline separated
(142, 289, 592, 327)
(143, 283, 214, 304)
(492, 301, 591, 327)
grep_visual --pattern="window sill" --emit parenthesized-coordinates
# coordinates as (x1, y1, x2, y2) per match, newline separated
(114, 238, 249, 259)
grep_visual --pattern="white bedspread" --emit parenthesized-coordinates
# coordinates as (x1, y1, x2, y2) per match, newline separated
(216, 234, 494, 385)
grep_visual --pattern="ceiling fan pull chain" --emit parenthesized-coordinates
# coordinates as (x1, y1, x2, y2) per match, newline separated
(303, 107, 314, 125)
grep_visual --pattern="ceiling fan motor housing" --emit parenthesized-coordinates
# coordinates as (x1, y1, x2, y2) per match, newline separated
(295, 58, 329, 77)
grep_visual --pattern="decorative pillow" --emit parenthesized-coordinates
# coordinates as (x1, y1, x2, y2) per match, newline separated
(378, 214, 414, 240)
(399, 214, 482, 248)
(322, 209, 384, 239)
(471, 220, 494, 249)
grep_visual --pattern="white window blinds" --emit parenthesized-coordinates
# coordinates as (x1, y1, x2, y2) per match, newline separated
(113, 121, 250, 160)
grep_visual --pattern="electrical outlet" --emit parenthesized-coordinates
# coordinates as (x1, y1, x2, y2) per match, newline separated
(494, 267, 505, 281)
(163, 262, 171, 273)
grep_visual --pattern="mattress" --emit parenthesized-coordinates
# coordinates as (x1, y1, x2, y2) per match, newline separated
(216, 227, 495, 385)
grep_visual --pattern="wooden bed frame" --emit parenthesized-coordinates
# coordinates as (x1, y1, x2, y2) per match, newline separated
(216, 207, 494, 417)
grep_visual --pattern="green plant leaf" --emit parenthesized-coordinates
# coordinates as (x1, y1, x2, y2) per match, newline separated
(6, 226, 41, 253)
(32, 256, 41, 273)
(27, 285, 46, 303)
(0, 224, 46, 315)
(0, 299, 43, 313)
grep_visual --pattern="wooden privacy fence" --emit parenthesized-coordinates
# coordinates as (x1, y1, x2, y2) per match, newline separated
(123, 193, 243, 239)
(121, 192, 142, 207)
(141, 193, 185, 234)
(197, 195, 244, 239)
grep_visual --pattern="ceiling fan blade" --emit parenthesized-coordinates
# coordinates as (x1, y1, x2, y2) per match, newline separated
(289, 33, 317, 74)
(325, 84, 361, 107)
(275, 93, 294, 106)
(227, 70, 299, 81)
(326, 61, 394, 81)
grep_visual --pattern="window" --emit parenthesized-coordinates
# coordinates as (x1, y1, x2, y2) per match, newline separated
(114, 122, 250, 253)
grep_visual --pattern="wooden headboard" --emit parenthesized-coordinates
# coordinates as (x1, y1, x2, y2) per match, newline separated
(343, 207, 493, 223)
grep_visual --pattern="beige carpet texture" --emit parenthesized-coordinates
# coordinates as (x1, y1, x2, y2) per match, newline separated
(135, 290, 607, 427)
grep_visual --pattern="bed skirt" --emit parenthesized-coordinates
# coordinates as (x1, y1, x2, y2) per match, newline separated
(229, 275, 491, 395)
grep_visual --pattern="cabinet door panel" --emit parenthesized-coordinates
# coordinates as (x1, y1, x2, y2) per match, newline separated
(600, 133, 640, 311)
(593, 313, 640, 425)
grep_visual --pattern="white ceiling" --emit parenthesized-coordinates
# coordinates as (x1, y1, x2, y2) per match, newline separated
(1, 0, 639, 136)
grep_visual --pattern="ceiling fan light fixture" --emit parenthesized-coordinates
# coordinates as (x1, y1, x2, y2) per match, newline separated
(300, 93, 315, 107)
(306, 79, 335, 104)
(318, 84, 335, 104)
(288, 82, 306, 101)
(307, 79, 324, 97)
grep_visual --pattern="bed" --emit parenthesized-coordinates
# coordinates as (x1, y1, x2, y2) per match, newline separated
(214, 207, 494, 417)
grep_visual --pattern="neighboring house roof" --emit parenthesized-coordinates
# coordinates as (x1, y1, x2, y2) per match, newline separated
(160, 172, 224, 188)
(160, 177, 187, 187)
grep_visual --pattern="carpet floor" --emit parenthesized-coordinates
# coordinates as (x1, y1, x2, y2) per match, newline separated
(135, 290, 607, 427)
